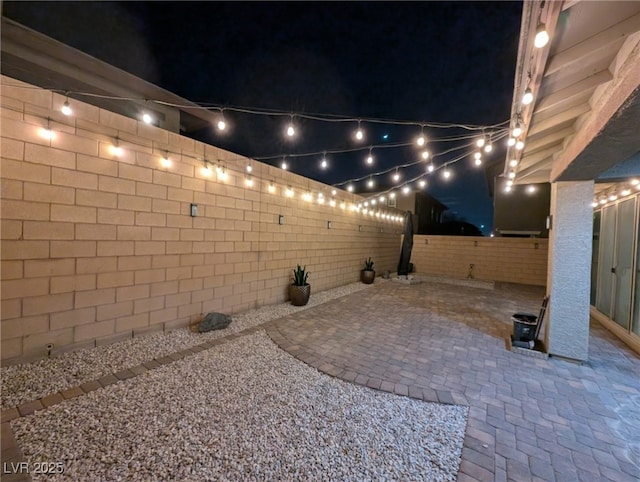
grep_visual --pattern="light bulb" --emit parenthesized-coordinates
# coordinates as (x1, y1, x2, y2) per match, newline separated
(393, 170, 400, 182)
(40, 128, 55, 140)
(161, 156, 172, 168)
(268, 182, 276, 193)
(402, 186, 410, 194)
(281, 160, 288, 170)
(599, 198, 607, 205)
(443, 169, 451, 179)
(320, 158, 328, 169)
(217, 119, 226, 131)
(355, 129, 364, 141)
(522, 88, 534, 105)
(609, 194, 617, 201)
(534, 24, 549, 48)
(246, 164, 253, 173)
(61, 100, 72, 116)
(379, 196, 386, 202)
(631, 178, 639, 185)
(419, 179, 426, 188)
(527, 185, 536, 193)
(507, 137, 516, 146)
(474, 152, 482, 160)
(421, 150, 429, 160)
(202, 164, 212, 176)
(111, 145, 123, 157)
(286, 186, 294, 197)
(142, 113, 153, 124)
(340, 202, 346, 209)
(367, 178, 374, 188)
(331, 189, 337, 196)
(516, 140, 525, 150)
(621, 189, 631, 196)
(218, 168, 228, 181)
(475, 158, 482, 166)
(505, 185, 512, 193)
(371, 199, 377, 205)
(591, 201, 599, 208)
(427, 164, 434, 173)
(512, 123, 522, 137)
(287, 125, 295, 137)
(417, 135, 425, 147)
(508, 171, 516, 179)
(506, 180, 513, 187)
(366, 154, 374, 165)
(484, 143, 493, 153)
(389, 192, 396, 199)
(245, 176, 254, 187)
(509, 159, 518, 167)
(476, 137, 485, 148)
(329, 199, 336, 207)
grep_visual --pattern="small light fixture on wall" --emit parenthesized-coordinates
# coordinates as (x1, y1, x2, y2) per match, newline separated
(278, 214, 285, 225)
(327, 221, 332, 229)
(190, 203, 198, 217)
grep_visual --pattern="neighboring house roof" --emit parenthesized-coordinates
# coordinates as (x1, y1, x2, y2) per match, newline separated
(0, 16, 218, 134)
(505, 1, 640, 192)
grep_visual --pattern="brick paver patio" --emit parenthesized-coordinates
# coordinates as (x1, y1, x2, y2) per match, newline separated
(2, 279, 639, 481)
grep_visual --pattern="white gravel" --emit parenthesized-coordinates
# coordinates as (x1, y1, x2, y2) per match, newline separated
(2, 282, 373, 409)
(11, 331, 468, 481)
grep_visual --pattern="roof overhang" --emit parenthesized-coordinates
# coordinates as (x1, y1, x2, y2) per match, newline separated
(504, 1, 640, 191)
(0, 16, 218, 134)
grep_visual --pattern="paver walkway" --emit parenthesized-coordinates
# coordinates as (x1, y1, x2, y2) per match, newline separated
(2, 279, 639, 481)
(267, 280, 640, 482)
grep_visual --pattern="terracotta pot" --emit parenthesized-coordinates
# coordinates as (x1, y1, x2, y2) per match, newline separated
(290, 284, 311, 306)
(361, 270, 375, 284)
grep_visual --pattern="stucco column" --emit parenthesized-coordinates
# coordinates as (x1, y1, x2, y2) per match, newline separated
(545, 180, 594, 361)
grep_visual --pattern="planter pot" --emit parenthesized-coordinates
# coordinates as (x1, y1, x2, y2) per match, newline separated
(290, 284, 311, 306)
(361, 270, 376, 284)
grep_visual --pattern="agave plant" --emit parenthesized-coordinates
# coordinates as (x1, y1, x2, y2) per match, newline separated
(292, 265, 310, 286)
(364, 257, 375, 271)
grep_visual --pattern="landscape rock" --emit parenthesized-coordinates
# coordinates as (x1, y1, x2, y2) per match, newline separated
(197, 312, 232, 332)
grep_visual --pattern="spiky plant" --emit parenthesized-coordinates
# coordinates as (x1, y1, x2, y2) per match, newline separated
(292, 265, 310, 286)
(364, 257, 375, 271)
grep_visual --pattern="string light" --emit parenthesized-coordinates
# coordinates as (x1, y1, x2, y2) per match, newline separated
(442, 167, 451, 179)
(331, 189, 337, 196)
(393, 168, 400, 182)
(246, 163, 253, 173)
(474, 158, 482, 166)
(515, 140, 525, 150)
(347, 184, 354, 192)
(511, 121, 522, 137)
(418, 179, 427, 188)
(402, 185, 411, 195)
(509, 159, 518, 167)
(268, 181, 276, 193)
(508, 171, 516, 179)
(142, 112, 153, 124)
(285, 186, 294, 197)
(427, 164, 434, 173)
(416, 126, 426, 146)
(110, 137, 123, 157)
(366, 147, 374, 165)
(217, 110, 227, 131)
(507, 137, 516, 146)
(320, 153, 328, 169)
(286, 115, 296, 137)
(527, 185, 536, 194)
(483, 139, 493, 153)
(421, 150, 429, 160)
(505, 185, 512, 193)
(522, 87, 534, 105)
(354, 120, 364, 141)
(61, 99, 72, 116)
(367, 176, 375, 188)
(245, 175, 254, 187)
(474, 152, 482, 161)
(281, 157, 288, 170)
(39, 118, 55, 140)
(534, 1, 549, 48)
(161, 152, 172, 168)
(201, 160, 212, 176)
(476, 137, 485, 148)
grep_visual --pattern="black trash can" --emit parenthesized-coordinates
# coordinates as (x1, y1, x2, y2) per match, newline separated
(512, 313, 538, 341)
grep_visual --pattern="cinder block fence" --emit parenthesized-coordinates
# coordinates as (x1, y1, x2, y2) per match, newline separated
(0, 77, 403, 363)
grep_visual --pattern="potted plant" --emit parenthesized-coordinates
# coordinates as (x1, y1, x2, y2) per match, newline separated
(290, 264, 311, 306)
(361, 257, 375, 284)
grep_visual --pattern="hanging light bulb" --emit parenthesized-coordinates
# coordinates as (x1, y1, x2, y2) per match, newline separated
(217, 110, 227, 131)
(218, 166, 228, 181)
(402, 186, 411, 195)
(416, 126, 426, 146)
(476, 137, 485, 148)
(474, 158, 482, 166)
(421, 150, 429, 160)
(371, 199, 377, 205)
(281, 158, 288, 170)
(508, 171, 516, 179)
(347, 184, 354, 192)
(591, 201, 599, 208)
(515, 140, 525, 150)
(161, 153, 171, 168)
(512, 122, 522, 137)
(367, 176, 375, 188)
(286, 116, 296, 137)
(320, 153, 328, 169)
(111, 137, 123, 157)
(389, 192, 396, 199)
(534, 23, 550, 48)
(609, 194, 618, 201)
(599, 198, 607, 205)
(427, 164, 434, 173)
(507, 137, 516, 146)
(527, 185, 536, 194)
(331, 189, 337, 196)
(506, 179, 513, 187)
(505, 185, 513, 193)
(245, 175, 254, 187)
(392, 169, 400, 182)
(379, 195, 386, 203)
(354, 120, 364, 141)
(286, 186, 294, 197)
(442, 167, 451, 179)
(202, 161, 212, 176)
(366, 147, 374, 165)
(418, 179, 427, 188)
(621, 189, 631, 196)
(522, 88, 534, 105)
(474, 152, 482, 160)
(142, 113, 153, 124)
(268, 181, 276, 193)
(246, 164, 253, 173)
(631, 179, 639, 185)
(484, 142, 493, 153)
(61, 99, 72, 116)
(329, 198, 336, 207)
(509, 159, 518, 167)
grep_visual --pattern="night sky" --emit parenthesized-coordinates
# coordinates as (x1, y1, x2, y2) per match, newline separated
(4, 1, 523, 233)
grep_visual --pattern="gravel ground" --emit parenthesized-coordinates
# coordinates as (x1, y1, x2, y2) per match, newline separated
(11, 331, 468, 481)
(2, 282, 373, 409)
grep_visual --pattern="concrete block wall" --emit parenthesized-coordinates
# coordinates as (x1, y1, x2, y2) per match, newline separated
(0, 77, 403, 363)
(410, 235, 548, 286)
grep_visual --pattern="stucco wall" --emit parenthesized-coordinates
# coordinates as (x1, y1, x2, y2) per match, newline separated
(0, 77, 403, 362)
(410, 235, 548, 286)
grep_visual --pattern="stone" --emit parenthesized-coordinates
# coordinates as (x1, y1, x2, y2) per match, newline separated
(197, 312, 232, 333)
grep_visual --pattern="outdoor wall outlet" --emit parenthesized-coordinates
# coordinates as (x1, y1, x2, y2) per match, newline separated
(278, 214, 285, 225)
(190, 203, 198, 217)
